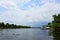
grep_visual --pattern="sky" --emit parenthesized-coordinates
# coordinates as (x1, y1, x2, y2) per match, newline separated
(0, 0, 60, 27)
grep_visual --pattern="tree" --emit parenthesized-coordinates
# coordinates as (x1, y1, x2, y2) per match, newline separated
(52, 14, 60, 27)
(52, 14, 60, 32)
(47, 22, 52, 27)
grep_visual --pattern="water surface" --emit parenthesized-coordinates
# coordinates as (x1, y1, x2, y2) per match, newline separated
(0, 29, 53, 40)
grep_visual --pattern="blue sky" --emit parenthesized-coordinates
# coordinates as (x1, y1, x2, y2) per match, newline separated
(0, 0, 60, 27)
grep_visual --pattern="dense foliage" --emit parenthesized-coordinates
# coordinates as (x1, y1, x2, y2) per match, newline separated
(47, 14, 60, 29)
(0, 22, 31, 29)
(52, 14, 60, 28)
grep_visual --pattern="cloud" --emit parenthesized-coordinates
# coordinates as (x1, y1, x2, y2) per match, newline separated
(0, 0, 60, 27)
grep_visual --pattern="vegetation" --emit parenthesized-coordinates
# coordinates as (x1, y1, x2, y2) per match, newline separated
(52, 14, 60, 28)
(47, 22, 52, 27)
(47, 14, 60, 40)
(47, 14, 60, 30)
(0, 22, 31, 29)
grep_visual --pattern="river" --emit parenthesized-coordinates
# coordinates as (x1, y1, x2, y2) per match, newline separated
(0, 29, 53, 40)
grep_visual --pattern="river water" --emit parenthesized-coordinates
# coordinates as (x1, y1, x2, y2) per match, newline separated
(0, 29, 53, 40)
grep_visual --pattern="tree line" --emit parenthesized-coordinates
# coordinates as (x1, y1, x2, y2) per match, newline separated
(0, 22, 31, 29)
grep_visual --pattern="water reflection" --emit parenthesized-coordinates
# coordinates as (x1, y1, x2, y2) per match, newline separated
(53, 31, 60, 40)
(49, 29, 60, 40)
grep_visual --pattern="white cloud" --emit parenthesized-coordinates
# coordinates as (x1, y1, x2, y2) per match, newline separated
(0, 0, 60, 26)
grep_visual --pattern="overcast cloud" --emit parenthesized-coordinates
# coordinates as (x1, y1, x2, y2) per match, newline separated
(0, 0, 60, 27)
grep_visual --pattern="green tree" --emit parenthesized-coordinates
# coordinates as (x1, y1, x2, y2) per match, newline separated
(47, 22, 52, 27)
(52, 14, 60, 27)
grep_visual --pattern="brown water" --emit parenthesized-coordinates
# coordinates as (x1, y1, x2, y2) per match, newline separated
(0, 29, 53, 40)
